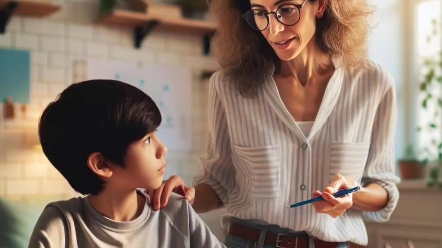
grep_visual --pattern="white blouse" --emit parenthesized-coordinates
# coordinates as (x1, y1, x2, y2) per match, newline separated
(193, 60, 400, 245)
(297, 121, 314, 138)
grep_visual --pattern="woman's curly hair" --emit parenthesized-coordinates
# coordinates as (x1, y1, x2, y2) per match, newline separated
(210, 0, 376, 98)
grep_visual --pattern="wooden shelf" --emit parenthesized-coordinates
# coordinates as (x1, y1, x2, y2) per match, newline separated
(98, 9, 217, 55)
(201, 70, 215, 80)
(0, 0, 60, 17)
(0, 0, 61, 33)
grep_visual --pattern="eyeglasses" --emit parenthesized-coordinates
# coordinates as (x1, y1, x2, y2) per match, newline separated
(242, 0, 308, 31)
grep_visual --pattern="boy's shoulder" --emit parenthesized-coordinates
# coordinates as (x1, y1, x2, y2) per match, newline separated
(146, 191, 191, 218)
(45, 196, 84, 217)
(146, 191, 195, 231)
(29, 196, 85, 247)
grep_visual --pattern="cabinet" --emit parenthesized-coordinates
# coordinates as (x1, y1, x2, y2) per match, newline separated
(364, 181, 442, 248)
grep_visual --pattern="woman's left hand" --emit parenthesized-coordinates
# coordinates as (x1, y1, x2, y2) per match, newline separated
(312, 174, 357, 218)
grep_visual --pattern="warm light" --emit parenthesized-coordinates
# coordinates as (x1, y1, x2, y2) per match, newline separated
(32, 144, 42, 151)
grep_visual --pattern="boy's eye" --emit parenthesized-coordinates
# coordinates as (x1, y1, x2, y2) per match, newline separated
(145, 137, 151, 144)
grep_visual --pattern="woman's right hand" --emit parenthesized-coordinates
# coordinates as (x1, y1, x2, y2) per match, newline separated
(147, 175, 195, 211)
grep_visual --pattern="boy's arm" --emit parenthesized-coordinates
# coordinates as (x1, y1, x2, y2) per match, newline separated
(28, 206, 67, 248)
(187, 202, 226, 248)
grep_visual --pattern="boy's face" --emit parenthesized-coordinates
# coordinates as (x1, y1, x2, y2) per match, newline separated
(110, 131, 168, 191)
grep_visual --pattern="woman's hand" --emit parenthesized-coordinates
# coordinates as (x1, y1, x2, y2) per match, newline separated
(147, 175, 195, 211)
(312, 174, 358, 218)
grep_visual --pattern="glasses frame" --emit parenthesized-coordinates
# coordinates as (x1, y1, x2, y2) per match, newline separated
(241, 0, 309, 31)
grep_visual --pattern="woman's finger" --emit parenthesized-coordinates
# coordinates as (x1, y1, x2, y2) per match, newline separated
(312, 190, 335, 213)
(161, 176, 185, 207)
(185, 187, 196, 205)
(321, 192, 342, 205)
(153, 184, 165, 210)
(329, 211, 341, 218)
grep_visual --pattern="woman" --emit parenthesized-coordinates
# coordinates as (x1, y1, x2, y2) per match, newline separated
(150, 0, 400, 247)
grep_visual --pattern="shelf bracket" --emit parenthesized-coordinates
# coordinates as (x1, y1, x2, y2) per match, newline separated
(134, 20, 160, 49)
(203, 32, 214, 56)
(201, 70, 215, 80)
(0, 1, 18, 34)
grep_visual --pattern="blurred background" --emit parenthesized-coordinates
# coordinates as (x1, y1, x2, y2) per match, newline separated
(0, 0, 440, 247)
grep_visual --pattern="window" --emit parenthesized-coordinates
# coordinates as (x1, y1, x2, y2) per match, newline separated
(415, 0, 442, 160)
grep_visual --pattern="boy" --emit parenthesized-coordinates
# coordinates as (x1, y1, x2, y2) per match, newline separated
(29, 79, 226, 248)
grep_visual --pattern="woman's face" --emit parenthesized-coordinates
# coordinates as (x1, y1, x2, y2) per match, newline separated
(247, 0, 325, 61)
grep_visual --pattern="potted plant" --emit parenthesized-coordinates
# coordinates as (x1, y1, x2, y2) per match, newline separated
(398, 144, 424, 180)
(99, 0, 118, 15)
(174, 0, 209, 20)
(417, 18, 442, 189)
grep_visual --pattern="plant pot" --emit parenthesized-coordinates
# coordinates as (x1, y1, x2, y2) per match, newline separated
(181, 7, 207, 20)
(399, 160, 424, 179)
(182, 10, 206, 20)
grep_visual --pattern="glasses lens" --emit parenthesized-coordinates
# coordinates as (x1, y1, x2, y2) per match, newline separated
(276, 5, 300, 26)
(244, 10, 268, 31)
(243, 5, 301, 31)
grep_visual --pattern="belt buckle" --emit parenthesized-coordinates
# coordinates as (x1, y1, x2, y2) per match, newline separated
(275, 233, 298, 248)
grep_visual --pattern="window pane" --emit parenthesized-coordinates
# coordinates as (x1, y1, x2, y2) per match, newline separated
(417, 0, 441, 59)
(416, 0, 441, 160)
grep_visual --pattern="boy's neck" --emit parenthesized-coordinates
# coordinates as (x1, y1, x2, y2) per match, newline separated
(88, 188, 145, 222)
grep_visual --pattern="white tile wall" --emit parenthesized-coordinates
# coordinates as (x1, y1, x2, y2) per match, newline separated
(0, 0, 226, 240)
(0, 0, 218, 201)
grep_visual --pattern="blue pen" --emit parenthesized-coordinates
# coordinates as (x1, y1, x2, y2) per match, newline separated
(287, 186, 361, 208)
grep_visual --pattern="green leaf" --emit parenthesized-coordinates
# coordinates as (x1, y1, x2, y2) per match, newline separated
(422, 98, 428, 108)
(420, 82, 427, 91)
(424, 58, 434, 67)
(425, 69, 435, 82)
(430, 123, 437, 129)
(438, 98, 442, 107)
(429, 168, 439, 180)
(427, 180, 437, 188)
(417, 126, 422, 132)
(422, 158, 429, 166)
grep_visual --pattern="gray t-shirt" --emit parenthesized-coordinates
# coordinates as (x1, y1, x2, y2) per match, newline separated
(28, 190, 226, 248)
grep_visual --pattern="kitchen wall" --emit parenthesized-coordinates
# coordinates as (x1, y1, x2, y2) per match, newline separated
(0, 0, 217, 201)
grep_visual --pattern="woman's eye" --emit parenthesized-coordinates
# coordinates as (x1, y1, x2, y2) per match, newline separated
(253, 10, 266, 17)
(145, 137, 151, 144)
(279, 7, 294, 14)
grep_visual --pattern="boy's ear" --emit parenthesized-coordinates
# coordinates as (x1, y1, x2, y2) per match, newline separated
(87, 152, 113, 178)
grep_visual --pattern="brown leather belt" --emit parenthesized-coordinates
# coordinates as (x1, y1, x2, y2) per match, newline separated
(227, 221, 342, 248)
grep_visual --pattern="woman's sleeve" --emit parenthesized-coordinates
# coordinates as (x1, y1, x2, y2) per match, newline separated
(192, 72, 235, 206)
(362, 74, 401, 222)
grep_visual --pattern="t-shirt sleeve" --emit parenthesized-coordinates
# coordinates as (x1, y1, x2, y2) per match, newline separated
(160, 193, 226, 247)
(187, 201, 226, 248)
(28, 206, 67, 248)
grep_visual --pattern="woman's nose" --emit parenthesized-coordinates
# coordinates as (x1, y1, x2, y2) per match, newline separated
(268, 13, 284, 36)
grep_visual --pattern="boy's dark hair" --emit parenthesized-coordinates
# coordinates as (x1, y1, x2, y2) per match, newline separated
(38, 79, 162, 195)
